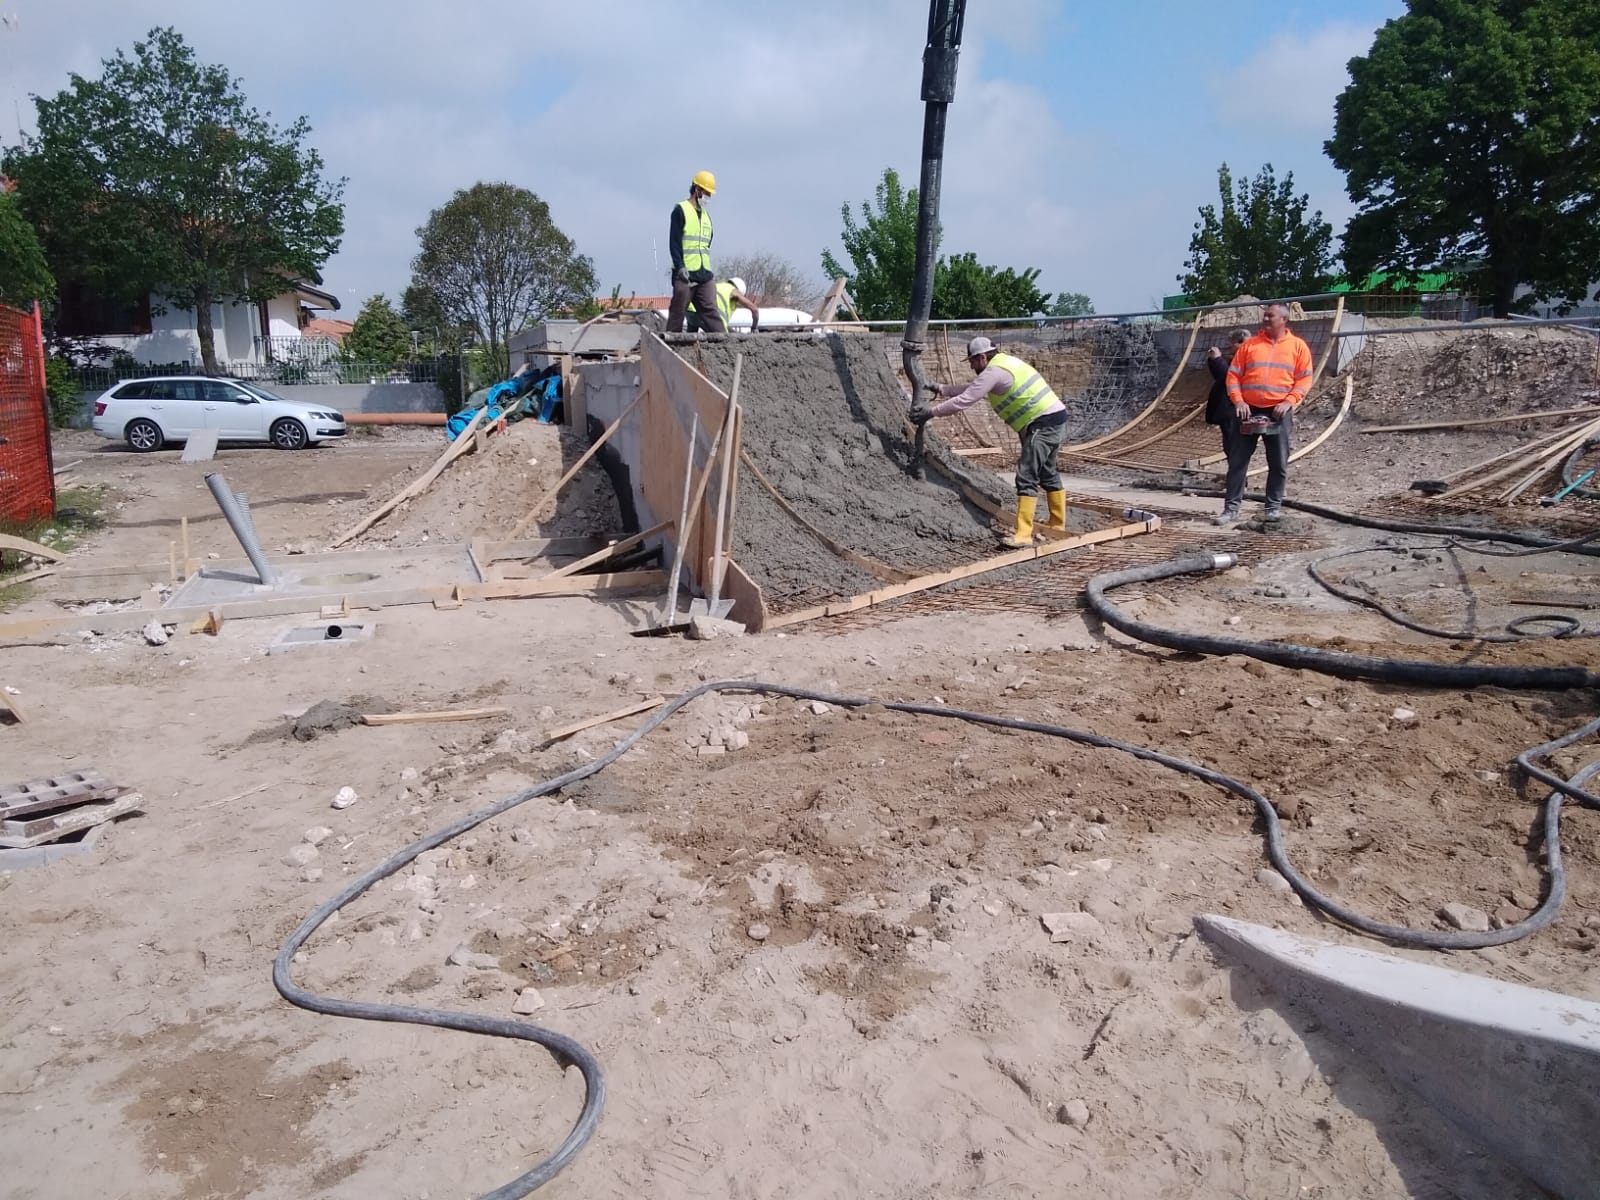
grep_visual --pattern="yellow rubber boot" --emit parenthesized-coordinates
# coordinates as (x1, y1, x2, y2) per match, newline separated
(1045, 489, 1068, 530)
(1000, 495, 1037, 548)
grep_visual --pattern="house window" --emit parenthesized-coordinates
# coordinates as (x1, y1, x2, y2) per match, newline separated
(56, 282, 153, 337)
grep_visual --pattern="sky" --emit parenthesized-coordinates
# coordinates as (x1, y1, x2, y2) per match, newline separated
(0, 0, 1407, 317)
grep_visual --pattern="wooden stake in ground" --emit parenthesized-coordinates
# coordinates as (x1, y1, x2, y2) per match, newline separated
(664, 416, 729, 624)
(330, 409, 489, 548)
(664, 412, 700, 622)
(709, 355, 743, 607)
(507, 394, 642, 540)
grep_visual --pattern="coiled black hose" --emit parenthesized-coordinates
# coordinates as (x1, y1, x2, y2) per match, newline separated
(277, 677, 1600, 1192)
(1306, 544, 1596, 642)
(1086, 553, 1600, 693)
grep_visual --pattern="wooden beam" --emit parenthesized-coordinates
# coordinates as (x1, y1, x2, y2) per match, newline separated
(1500, 418, 1600, 501)
(1442, 416, 1600, 499)
(538, 521, 672, 581)
(361, 707, 510, 727)
(1360, 406, 1600, 435)
(456, 569, 665, 602)
(329, 408, 488, 548)
(709, 357, 742, 605)
(1434, 422, 1590, 485)
(507, 393, 642, 539)
(542, 696, 666, 745)
(765, 516, 1160, 629)
(0, 534, 65, 563)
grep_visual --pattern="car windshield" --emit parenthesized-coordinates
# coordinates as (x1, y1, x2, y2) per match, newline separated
(238, 383, 289, 403)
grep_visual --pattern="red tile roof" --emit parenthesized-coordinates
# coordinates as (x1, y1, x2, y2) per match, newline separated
(302, 317, 353, 340)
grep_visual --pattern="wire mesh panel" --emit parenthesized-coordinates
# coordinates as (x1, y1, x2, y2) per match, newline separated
(0, 303, 54, 524)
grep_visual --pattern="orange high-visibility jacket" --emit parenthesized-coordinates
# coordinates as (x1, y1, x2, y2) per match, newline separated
(1225, 329, 1313, 409)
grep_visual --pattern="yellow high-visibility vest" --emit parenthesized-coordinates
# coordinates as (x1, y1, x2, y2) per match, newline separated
(678, 200, 712, 273)
(988, 352, 1060, 432)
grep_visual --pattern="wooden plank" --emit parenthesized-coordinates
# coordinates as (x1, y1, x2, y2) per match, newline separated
(478, 536, 609, 562)
(765, 517, 1160, 629)
(542, 696, 666, 745)
(329, 409, 488, 548)
(507, 394, 641, 539)
(660, 406, 727, 619)
(739, 448, 913, 582)
(456, 569, 666, 602)
(0, 534, 65, 564)
(1064, 317, 1201, 452)
(0, 770, 115, 812)
(663, 411, 701, 620)
(1501, 423, 1600, 501)
(720, 559, 768, 632)
(539, 521, 672, 581)
(1442, 416, 1600, 499)
(0, 792, 143, 849)
(0, 688, 26, 723)
(709, 358, 743, 604)
(1434, 422, 1590, 486)
(1360, 406, 1600, 434)
(361, 707, 510, 727)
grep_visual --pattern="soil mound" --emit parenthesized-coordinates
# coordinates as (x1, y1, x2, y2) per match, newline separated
(343, 421, 623, 548)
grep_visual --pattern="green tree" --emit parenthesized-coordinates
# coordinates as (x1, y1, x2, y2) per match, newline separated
(932, 253, 1049, 320)
(1048, 292, 1094, 318)
(3, 27, 344, 374)
(823, 167, 1054, 320)
(409, 182, 596, 381)
(1326, 0, 1600, 317)
(1179, 163, 1334, 304)
(821, 168, 923, 320)
(0, 191, 55, 310)
(345, 294, 411, 365)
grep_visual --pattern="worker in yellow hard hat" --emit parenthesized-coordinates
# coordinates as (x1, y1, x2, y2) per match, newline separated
(667, 170, 723, 333)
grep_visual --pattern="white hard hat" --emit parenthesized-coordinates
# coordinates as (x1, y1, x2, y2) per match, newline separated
(730, 277, 747, 295)
(967, 335, 997, 357)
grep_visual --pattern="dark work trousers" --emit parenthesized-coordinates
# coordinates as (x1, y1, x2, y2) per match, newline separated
(1223, 406, 1294, 510)
(667, 276, 724, 333)
(1015, 416, 1067, 497)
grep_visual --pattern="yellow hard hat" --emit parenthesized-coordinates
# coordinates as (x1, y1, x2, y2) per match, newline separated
(691, 170, 717, 195)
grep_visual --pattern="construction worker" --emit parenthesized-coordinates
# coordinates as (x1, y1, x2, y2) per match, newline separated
(690, 277, 761, 334)
(666, 171, 723, 334)
(1217, 301, 1313, 524)
(910, 335, 1070, 548)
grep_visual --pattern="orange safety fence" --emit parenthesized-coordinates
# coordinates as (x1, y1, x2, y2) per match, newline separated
(0, 301, 54, 523)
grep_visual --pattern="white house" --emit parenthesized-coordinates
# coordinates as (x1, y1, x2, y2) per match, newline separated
(56, 278, 341, 366)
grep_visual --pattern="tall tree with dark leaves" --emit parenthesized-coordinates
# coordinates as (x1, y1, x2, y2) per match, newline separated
(4, 27, 344, 374)
(0, 191, 55, 310)
(1326, 0, 1600, 316)
(1179, 163, 1334, 305)
(408, 183, 596, 382)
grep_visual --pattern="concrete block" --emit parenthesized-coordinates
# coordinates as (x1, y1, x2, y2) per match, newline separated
(266, 622, 376, 655)
(1197, 914, 1600, 1200)
(0, 820, 111, 872)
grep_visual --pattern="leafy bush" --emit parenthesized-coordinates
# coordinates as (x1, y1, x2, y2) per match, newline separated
(44, 357, 80, 427)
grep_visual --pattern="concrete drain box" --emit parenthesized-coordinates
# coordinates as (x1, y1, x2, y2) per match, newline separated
(267, 622, 376, 655)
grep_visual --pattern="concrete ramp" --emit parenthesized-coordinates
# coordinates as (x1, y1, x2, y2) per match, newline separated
(1197, 914, 1600, 1200)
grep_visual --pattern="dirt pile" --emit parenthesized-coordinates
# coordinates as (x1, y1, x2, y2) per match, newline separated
(345, 420, 623, 548)
(1352, 324, 1600, 425)
(683, 336, 1016, 608)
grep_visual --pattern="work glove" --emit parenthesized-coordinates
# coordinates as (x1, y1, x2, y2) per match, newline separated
(672, 267, 689, 283)
(908, 402, 934, 425)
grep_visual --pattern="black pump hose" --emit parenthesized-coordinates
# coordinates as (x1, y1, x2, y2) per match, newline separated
(1086, 552, 1600, 694)
(275, 678, 1600, 1193)
(1156, 485, 1600, 557)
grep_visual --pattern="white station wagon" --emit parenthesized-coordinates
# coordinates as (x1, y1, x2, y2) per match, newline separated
(90, 376, 347, 452)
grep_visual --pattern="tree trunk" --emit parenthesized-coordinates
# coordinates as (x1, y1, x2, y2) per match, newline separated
(194, 285, 220, 375)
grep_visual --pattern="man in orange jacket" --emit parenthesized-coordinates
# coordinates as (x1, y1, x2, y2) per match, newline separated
(1217, 301, 1313, 524)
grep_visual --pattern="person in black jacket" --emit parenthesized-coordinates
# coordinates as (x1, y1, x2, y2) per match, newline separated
(1205, 328, 1250, 451)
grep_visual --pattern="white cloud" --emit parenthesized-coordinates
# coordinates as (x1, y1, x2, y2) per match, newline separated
(1214, 22, 1375, 133)
(1, 3, 1387, 317)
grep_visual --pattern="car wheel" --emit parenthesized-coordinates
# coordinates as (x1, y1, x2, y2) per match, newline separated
(270, 418, 309, 450)
(125, 418, 164, 453)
